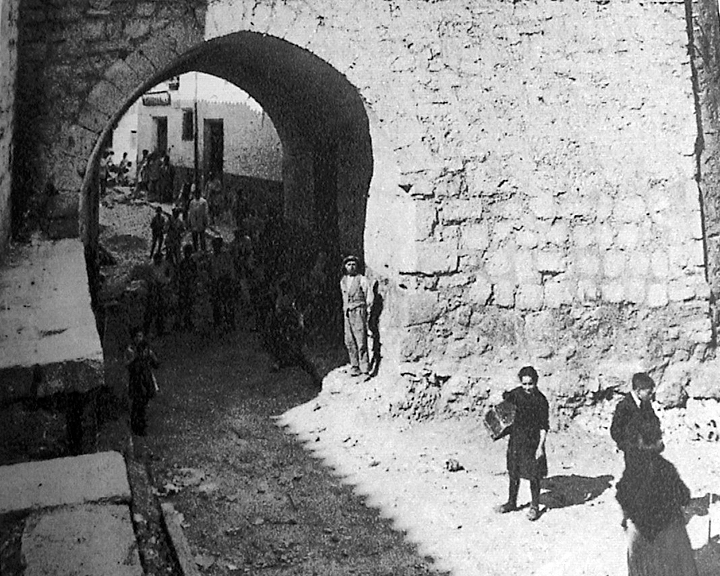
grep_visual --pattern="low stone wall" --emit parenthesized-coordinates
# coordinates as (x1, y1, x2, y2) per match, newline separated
(0, 0, 18, 253)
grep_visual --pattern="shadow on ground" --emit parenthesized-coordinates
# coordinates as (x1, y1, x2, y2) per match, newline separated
(540, 474, 614, 509)
(695, 536, 720, 576)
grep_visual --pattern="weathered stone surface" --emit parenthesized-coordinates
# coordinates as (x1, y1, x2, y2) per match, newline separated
(9, 0, 716, 423)
(459, 222, 489, 252)
(0, 239, 104, 401)
(0, 452, 130, 513)
(400, 241, 459, 275)
(516, 284, 544, 310)
(646, 284, 669, 308)
(22, 504, 142, 576)
(686, 361, 720, 399)
(0, 0, 17, 255)
(44, 193, 79, 237)
(544, 280, 574, 308)
(656, 363, 689, 408)
(402, 290, 439, 326)
(441, 198, 483, 224)
(493, 281, 515, 308)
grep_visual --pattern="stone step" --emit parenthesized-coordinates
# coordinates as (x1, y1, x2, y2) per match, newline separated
(22, 503, 143, 576)
(0, 451, 130, 514)
(0, 238, 104, 403)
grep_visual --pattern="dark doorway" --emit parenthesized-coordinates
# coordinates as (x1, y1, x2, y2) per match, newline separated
(153, 116, 168, 154)
(203, 119, 224, 178)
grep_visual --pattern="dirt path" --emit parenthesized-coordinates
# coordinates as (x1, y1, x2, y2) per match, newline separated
(137, 328, 442, 575)
(279, 371, 720, 576)
(98, 188, 720, 576)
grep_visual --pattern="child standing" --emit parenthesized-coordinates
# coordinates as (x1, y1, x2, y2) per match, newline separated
(497, 365, 549, 521)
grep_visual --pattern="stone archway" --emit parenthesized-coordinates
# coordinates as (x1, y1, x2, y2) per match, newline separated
(80, 30, 412, 370)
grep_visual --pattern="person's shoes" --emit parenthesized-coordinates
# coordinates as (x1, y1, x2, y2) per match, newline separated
(527, 506, 541, 521)
(497, 502, 517, 514)
(349, 367, 361, 377)
(361, 373, 372, 382)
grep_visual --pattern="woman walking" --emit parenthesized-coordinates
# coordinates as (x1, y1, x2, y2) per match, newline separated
(616, 420, 699, 576)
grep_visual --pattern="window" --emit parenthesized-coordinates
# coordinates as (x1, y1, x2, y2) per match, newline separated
(182, 109, 194, 141)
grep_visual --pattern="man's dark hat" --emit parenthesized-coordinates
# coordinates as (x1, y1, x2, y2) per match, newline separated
(343, 254, 359, 265)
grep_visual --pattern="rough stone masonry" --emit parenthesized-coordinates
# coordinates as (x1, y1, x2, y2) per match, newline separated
(6, 0, 720, 427)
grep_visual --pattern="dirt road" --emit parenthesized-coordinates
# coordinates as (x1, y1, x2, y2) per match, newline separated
(135, 327, 441, 576)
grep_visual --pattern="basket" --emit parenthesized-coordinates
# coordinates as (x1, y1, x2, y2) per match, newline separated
(484, 400, 516, 440)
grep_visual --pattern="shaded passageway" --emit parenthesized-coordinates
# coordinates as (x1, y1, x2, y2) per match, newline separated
(83, 31, 374, 292)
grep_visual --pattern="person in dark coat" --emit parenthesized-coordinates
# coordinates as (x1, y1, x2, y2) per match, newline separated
(124, 328, 159, 436)
(175, 244, 198, 332)
(149, 206, 166, 259)
(209, 236, 237, 332)
(616, 420, 698, 576)
(144, 252, 171, 337)
(497, 365, 549, 521)
(610, 372, 663, 466)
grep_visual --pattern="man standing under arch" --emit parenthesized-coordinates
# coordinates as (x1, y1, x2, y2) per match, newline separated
(340, 255, 373, 379)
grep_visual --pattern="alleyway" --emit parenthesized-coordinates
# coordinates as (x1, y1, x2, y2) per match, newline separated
(95, 188, 719, 576)
(134, 327, 441, 576)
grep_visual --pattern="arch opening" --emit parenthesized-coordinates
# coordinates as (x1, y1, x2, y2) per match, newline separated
(83, 32, 374, 274)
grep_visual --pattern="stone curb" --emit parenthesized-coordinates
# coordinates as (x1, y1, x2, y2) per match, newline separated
(161, 502, 201, 576)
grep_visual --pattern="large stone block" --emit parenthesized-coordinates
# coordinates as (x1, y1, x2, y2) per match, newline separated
(466, 276, 492, 306)
(516, 284, 544, 310)
(650, 251, 670, 278)
(668, 278, 696, 302)
(104, 59, 141, 92)
(627, 251, 650, 277)
(646, 283, 669, 307)
(616, 224, 640, 250)
(440, 198, 483, 224)
(682, 317, 713, 345)
(624, 279, 646, 304)
(547, 221, 569, 247)
(400, 241, 459, 275)
(529, 193, 557, 220)
(413, 200, 438, 240)
(603, 250, 627, 278)
(544, 280, 574, 308)
(601, 282, 625, 303)
(536, 250, 565, 274)
(22, 504, 142, 576)
(486, 248, 513, 277)
(576, 252, 600, 277)
(85, 80, 124, 116)
(493, 281, 516, 308)
(0, 452, 130, 513)
(402, 290, 439, 326)
(514, 250, 538, 283)
(656, 362, 689, 408)
(577, 280, 600, 303)
(77, 105, 111, 134)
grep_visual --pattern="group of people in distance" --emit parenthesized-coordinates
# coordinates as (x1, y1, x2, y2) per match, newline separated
(134, 149, 175, 203)
(496, 367, 699, 575)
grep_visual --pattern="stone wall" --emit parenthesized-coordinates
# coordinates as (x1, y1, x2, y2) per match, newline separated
(10, 0, 720, 422)
(203, 0, 716, 417)
(13, 0, 205, 241)
(0, 0, 18, 254)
